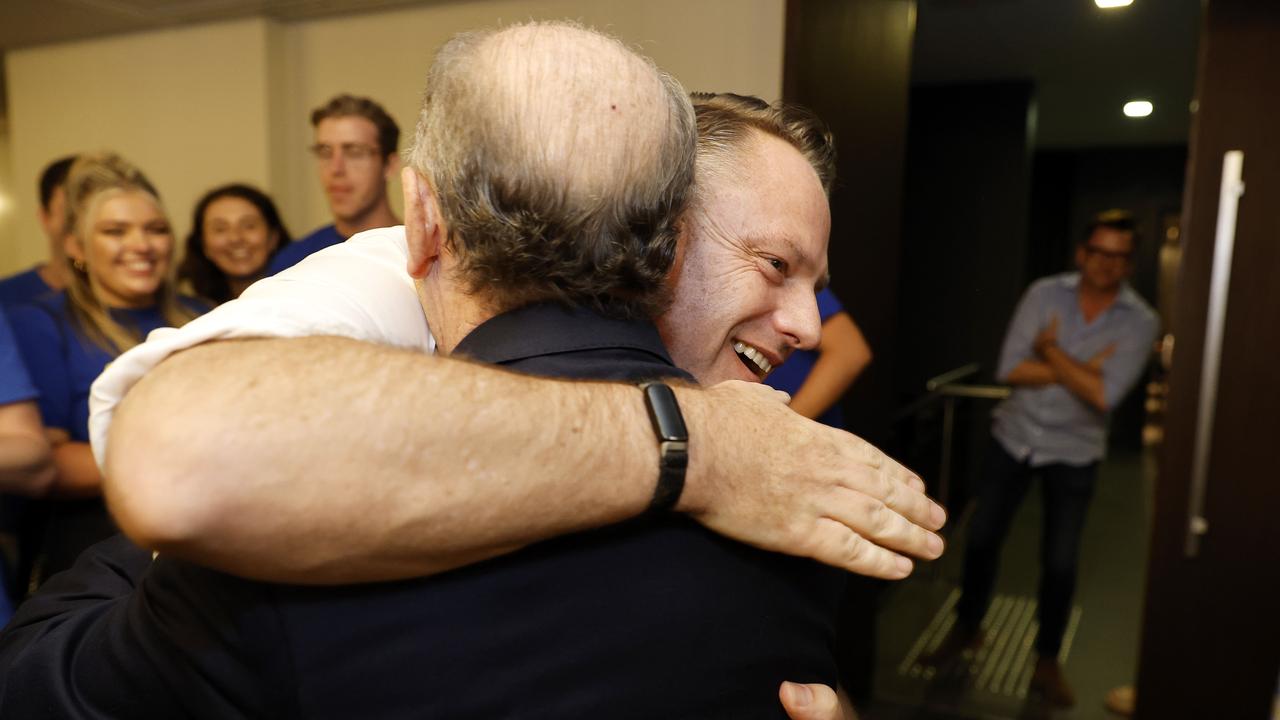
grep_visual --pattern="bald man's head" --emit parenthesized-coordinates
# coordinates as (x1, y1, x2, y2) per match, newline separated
(410, 21, 696, 319)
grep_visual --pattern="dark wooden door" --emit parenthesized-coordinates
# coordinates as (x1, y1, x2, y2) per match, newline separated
(1134, 2, 1280, 717)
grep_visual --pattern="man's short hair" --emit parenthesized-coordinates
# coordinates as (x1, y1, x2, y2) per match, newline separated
(690, 92, 836, 197)
(311, 94, 400, 158)
(409, 22, 696, 320)
(39, 155, 78, 210)
(1084, 209, 1138, 247)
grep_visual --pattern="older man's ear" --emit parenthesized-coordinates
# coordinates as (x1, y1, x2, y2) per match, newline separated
(402, 166, 445, 279)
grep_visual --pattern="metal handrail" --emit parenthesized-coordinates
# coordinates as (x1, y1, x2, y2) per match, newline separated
(937, 384, 1011, 400)
(898, 364, 1011, 511)
(926, 363, 981, 391)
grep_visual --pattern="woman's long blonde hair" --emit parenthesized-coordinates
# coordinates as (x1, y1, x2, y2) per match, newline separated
(61, 153, 196, 354)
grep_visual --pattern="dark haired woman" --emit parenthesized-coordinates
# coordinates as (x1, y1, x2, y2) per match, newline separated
(178, 184, 290, 304)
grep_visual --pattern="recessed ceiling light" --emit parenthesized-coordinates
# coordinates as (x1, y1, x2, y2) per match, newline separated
(1096, 0, 1133, 8)
(1124, 100, 1154, 117)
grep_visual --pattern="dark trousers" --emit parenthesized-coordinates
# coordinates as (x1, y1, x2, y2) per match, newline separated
(956, 438, 1097, 656)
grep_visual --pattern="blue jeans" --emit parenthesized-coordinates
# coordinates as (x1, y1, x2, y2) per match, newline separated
(956, 438, 1097, 656)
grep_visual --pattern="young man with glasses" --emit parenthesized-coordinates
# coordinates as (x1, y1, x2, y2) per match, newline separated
(268, 94, 401, 273)
(925, 209, 1158, 707)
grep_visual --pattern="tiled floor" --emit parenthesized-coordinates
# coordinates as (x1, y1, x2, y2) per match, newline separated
(863, 449, 1156, 720)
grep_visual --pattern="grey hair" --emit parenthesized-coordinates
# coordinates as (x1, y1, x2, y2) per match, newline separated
(408, 21, 696, 320)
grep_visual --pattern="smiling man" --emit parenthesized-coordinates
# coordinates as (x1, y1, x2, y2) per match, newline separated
(662, 93, 831, 384)
(0, 22, 907, 718)
(266, 94, 401, 273)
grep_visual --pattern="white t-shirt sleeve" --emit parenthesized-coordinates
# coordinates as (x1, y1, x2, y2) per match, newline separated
(89, 226, 433, 468)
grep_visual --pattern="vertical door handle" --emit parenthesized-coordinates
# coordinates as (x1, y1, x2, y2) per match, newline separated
(1186, 150, 1245, 557)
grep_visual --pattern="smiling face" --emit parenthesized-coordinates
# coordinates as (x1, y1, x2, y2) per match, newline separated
(66, 190, 173, 309)
(659, 132, 831, 385)
(313, 115, 392, 228)
(201, 195, 279, 280)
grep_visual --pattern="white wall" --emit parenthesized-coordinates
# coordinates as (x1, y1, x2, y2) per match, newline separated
(4, 19, 275, 272)
(0, 116, 18, 274)
(1, 0, 785, 275)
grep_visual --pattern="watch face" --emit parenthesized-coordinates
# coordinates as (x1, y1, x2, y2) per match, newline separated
(643, 382, 688, 442)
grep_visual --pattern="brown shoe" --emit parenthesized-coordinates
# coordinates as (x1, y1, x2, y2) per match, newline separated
(1104, 685, 1135, 716)
(1030, 657, 1075, 707)
(920, 624, 983, 666)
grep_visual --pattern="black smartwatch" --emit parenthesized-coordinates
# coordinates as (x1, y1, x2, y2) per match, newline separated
(639, 381, 688, 512)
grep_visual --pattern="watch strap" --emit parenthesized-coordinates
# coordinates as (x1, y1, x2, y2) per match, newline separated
(639, 382, 688, 513)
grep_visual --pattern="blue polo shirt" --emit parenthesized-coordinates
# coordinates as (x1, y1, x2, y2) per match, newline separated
(1, 308, 38, 405)
(7, 292, 204, 581)
(267, 224, 345, 275)
(765, 288, 848, 428)
(992, 272, 1159, 466)
(0, 267, 53, 307)
(0, 307, 40, 623)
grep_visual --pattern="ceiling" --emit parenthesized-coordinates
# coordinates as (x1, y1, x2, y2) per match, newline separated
(912, 0, 1203, 147)
(1, 0, 1203, 148)
(0, 0, 434, 52)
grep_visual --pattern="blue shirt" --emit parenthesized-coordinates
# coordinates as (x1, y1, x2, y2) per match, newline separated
(0, 308, 38, 405)
(766, 288, 848, 428)
(0, 266, 54, 307)
(7, 292, 203, 582)
(267, 224, 345, 275)
(0, 307, 40, 622)
(8, 293, 186, 443)
(992, 272, 1159, 466)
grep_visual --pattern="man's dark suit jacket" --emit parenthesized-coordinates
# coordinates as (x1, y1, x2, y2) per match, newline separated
(0, 302, 843, 719)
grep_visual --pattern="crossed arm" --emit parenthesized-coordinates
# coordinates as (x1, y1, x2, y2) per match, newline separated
(1003, 315, 1112, 411)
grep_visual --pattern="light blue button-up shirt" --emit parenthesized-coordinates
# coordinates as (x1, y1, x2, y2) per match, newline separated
(992, 272, 1159, 467)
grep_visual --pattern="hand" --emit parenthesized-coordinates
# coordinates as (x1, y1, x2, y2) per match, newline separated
(678, 381, 946, 580)
(1085, 343, 1117, 374)
(1033, 315, 1060, 358)
(780, 682, 857, 720)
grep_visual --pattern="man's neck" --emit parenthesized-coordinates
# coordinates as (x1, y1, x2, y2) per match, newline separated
(37, 245, 69, 290)
(334, 201, 400, 239)
(414, 276, 498, 355)
(1077, 282, 1120, 321)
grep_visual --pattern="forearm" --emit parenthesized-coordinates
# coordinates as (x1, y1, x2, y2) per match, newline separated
(104, 336, 658, 582)
(0, 439, 54, 495)
(787, 357, 862, 419)
(106, 338, 945, 585)
(0, 403, 55, 495)
(47, 441, 104, 498)
(1042, 346, 1106, 411)
(787, 314, 871, 420)
(1003, 360, 1058, 387)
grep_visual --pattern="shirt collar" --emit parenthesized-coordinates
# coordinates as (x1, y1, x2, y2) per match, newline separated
(453, 301, 676, 367)
(1057, 272, 1142, 311)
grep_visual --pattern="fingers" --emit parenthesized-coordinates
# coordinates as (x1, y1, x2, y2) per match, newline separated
(779, 681, 843, 720)
(827, 480, 942, 555)
(809, 518, 912, 579)
(847, 438, 945, 532)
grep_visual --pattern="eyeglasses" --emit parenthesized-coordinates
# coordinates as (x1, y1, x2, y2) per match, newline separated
(1083, 244, 1132, 261)
(308, 143, 383, 164)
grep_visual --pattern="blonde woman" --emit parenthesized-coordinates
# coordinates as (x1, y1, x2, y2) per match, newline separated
(8, 153, 201, 586)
